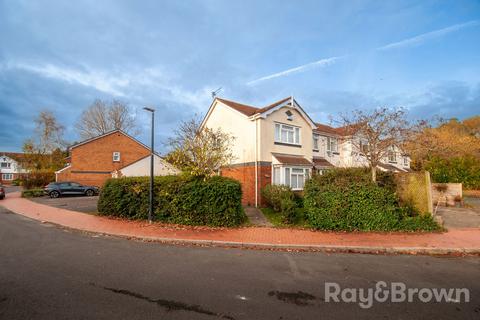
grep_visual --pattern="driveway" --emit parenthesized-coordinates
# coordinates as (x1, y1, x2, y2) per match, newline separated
(436, 205, 480, 229)
(30, 195, 99, 214)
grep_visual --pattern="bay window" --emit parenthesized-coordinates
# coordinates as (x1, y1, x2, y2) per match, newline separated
(275, 123, 300, 145)
(272, 166, 310, 190)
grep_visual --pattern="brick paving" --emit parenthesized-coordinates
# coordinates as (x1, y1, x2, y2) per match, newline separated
(1, 192, 479, 254)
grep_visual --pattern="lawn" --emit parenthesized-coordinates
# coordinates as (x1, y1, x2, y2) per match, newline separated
(260, 207, 308, 228)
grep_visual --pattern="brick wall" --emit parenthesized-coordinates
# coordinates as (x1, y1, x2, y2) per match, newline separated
(221, 162, 272, 207)
(57, 132, 150, 187)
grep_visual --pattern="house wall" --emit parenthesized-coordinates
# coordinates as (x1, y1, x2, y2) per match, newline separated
(0, 155, 25, 184)
(204, 100, 257, 164)
(220, 162, 271, 206)
(56, 132, 150, 187)
(118, 155, 179, 177)
(258, 106, 313, 162)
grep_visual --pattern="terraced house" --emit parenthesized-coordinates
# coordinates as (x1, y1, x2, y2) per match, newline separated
(201, 96, 411, 206)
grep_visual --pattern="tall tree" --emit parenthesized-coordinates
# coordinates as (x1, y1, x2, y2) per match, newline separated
(76, 99, 137, 139)
(337, 107, 415, 182)
(166, 117, 235, 178)
(22, 110, 67, 171)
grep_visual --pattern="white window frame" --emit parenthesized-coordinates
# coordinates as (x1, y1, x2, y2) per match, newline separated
(388, 151, 397, 163)
(272, 166, 310, 191)
(2, 173, 13, 180)
(275, 123, 300, 146)
(403, 156, 408, 166)
(113, 152, 121, 162)
(326, 136, 338, 153)
(1, 162, 10, 168)
(312, 134, 319, 151)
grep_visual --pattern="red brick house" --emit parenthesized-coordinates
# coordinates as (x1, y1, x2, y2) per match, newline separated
(56, 130, 153, 187)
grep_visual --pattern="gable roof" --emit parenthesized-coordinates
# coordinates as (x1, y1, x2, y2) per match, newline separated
(69, 130, 152, 153)
(0, 152, 25, 162)
(215, 98, 259, 116)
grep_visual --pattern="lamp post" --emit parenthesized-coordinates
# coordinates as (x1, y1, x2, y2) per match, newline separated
(143, 107, 155, 223)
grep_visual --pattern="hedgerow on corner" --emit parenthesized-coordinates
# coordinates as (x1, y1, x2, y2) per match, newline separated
(97, 175, 246, 227)
(303, 168, 440, 232)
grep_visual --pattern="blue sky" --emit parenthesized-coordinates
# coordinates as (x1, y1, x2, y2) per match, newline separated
(1, 0, 479, 153)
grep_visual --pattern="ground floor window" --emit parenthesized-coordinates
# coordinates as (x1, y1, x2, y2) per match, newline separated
(272, 166, 310, 190)
(2, 173, 13, 180)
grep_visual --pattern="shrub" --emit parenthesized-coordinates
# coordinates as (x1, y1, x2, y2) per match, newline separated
(425, 155, 480, 189)
(303, 168, 440, 231)
(21, 188, 45, 198)
(261, 184, 298, 223)
(20, 171, 55, 189)
(97, 175, 246, 227)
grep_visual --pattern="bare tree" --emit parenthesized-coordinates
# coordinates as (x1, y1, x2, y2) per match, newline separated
(22, 110, 67, 171)
(76, 99, 137, 139)
(337, 107, 415, 182)
(166, 117, 235, 177)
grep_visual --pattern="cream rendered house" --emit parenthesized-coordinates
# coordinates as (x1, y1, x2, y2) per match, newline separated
(201, 97, 410, 206)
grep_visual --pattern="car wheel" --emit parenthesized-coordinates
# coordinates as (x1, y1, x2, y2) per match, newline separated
(0, 196, 4, 200)
(49, 191, 60, 198)
(85, 189, 94, 197)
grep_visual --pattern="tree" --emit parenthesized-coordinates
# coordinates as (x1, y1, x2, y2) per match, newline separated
(22, 110, 67, 171)
(166, 117, 235, 178)
(337, 107, 414, 183)
(75, 99, 137, 139)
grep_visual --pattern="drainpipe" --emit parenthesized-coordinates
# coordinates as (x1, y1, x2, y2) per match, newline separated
(255, 118, 258, 207)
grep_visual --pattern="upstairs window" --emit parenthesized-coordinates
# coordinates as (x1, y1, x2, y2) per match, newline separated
(113, 152, 121, 162)
(326, 137, 338, 153)
(403, 157, 408, 166)
(313, 135, 319, 151)
(1, 162, 10, 168)
(388, 152, 396, 163)
(275, 123, 300, 145)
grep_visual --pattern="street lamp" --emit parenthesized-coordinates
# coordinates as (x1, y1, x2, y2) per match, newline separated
(143, 107, 155, 223)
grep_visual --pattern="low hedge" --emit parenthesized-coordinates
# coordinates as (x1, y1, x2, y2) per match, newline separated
(261, 184, 298, 223)
(304, 168, 440, 231)
(97, 175, 246, 227)
(21, 188, 45, 198)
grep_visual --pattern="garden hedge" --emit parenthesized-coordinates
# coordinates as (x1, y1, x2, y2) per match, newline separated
(304, 168, 440, 231)
(97, 175, 246, 227)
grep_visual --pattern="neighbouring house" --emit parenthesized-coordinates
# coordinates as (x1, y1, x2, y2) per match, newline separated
(0, 153, 27, 184)
(112, 154, 178, 178)
(56, 130, 177, 187)
(201, 96, 411, 206)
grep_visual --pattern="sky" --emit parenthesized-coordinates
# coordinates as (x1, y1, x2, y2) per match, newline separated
(1, 0, 479, 153)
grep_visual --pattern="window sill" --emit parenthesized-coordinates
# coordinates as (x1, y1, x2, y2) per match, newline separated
(274, 142, 302, 148)
(327, 151, 340, 155)
(389, 161, 397, 164)
(312, 149, 319, 152)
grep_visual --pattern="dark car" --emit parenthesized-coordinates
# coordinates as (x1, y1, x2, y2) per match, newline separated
(44, 182, 99, 198)
(0, 185, 5, 200)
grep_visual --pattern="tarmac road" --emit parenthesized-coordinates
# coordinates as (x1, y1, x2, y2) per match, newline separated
(0, 206, 479, 319)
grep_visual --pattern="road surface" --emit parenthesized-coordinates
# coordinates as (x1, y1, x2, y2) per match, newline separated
(0, 207, 479, 319)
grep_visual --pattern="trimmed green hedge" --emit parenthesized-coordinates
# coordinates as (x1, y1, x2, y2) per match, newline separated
(21, 188, 45, 198)
(304, 168, 440, 231)
(97, 175, 246, 227)
(261, 184, 298, 223)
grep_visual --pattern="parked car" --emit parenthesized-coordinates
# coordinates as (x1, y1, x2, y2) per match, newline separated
(44, 182, 99, 198)
(0, 185, 5, 200)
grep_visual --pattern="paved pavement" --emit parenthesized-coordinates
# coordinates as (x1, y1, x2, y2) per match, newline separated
(244, 206, 272, 227)
(1, 208, 479, 319)
(30, 195, 99, 214)
(1, 192, 480, 255)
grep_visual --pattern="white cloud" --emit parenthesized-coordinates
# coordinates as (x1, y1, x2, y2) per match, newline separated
(376, 20, 480, 51)
(246, 55, 345, 86)
(6, 62, 214, 110)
